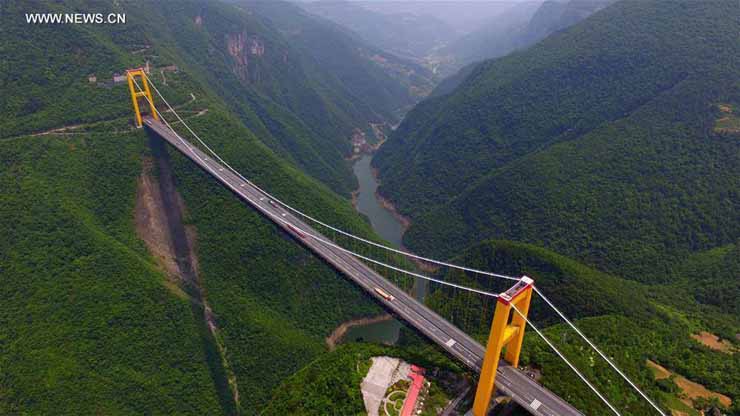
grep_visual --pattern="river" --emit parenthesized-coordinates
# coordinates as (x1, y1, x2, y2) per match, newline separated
(340, 154, 426, 345)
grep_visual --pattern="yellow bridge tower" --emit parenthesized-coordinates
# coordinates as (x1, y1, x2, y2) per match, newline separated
(126, 68, 158, 128)
(472, 276, 534, 416)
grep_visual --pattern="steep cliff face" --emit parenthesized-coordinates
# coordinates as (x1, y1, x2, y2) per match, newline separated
(163, 0, 431, 196)
(225, 32, 265, 82)
(135, 137, 241, 413)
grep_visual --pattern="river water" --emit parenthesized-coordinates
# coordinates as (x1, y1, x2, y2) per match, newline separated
(341, 154, 425, 345)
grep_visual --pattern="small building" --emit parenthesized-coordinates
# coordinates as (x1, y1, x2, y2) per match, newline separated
(160, 64, 178, 73)
(401, 365, 426, 416)
(88, 74, 97, 83)
(112, 73, 126, 83)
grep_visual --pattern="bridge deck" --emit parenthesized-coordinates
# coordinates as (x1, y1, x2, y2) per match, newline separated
(144, 118, 583, 416)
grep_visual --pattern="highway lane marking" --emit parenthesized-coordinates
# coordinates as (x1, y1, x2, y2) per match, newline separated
(200, 156, 548, 409)
(338, 254, 486, 365)
(147, 122, 581, 416)
(531, 399, 542, 410)
(313, 239, 468, 364)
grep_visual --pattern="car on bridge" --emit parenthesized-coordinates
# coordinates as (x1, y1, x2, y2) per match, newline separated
(374, 287, 395, 301)
(287, 224, 306, 238)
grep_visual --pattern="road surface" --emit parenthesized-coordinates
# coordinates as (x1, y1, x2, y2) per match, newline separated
(144, 118, 583, 416)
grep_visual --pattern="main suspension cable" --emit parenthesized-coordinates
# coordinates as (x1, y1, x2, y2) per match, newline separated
(141, 72, 520, 282)
(135, 78, 661, 415)
(130, 77, 500, 298)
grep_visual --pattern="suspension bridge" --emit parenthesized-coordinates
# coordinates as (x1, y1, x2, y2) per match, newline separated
(126, 68, 665, 416)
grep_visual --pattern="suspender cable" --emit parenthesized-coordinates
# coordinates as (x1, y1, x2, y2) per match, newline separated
(532, 286, 667, 415)
(141, 72, 520, 282)
(132, 77, 662, 416)
(130, 78, 500, 299)
(510, 304, 623, 416)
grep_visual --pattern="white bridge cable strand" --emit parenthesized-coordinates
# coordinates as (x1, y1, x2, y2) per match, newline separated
(141, 72, 521, 282)
(133, 78, 642, 416)
(510, 304, 623, 416)
(137, 77, 656, 415)
(130, 78, 500, 299)
(532, 286, 667, 415)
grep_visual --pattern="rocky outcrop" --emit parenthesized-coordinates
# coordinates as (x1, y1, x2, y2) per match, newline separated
(225, 32, 265, 82)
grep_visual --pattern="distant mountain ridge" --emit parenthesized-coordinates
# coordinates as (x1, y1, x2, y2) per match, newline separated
(298, 0, 457, 60)
(432, 0, 613, 77)
(181, 0, 435, 195)
(374, 0, 740, 280)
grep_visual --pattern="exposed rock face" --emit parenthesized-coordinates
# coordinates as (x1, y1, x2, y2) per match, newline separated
(136, 137, 241, 412)
(225, 32, 265, 81)
(135, 157, 189, 282)
(249, 37, 265, 57)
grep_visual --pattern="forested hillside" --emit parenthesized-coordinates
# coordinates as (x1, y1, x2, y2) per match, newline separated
(151, 0, 428, 196)
(1, 0, 424, 196)
(3, 1, 738, 415)
(240, 0, 436, 113)
(0, 0, 412, 412)
(375, 0, 740, 280)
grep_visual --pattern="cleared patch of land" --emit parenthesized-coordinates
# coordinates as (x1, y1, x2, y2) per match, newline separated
(714, 103, 740, 134)
(361, 356, 409, 416)
(647, 360, 732, 410)
(691, 331, 736, 354)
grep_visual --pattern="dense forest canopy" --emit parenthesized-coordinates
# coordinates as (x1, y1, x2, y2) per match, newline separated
(374, 0, 740, 280)
(0, 0, 408, 412)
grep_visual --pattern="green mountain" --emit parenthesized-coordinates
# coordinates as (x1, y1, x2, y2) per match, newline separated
(0, 0, 428, 197)
(374, 0, 740, 280)
(0, 0, 421, 412)
(239, 0, 436, 115)
(3, 0, 738, 415)
(158, 0, 433, 196)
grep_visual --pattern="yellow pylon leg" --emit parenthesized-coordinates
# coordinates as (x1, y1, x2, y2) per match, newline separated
(127, 74, 143, 128)
(504, 286, 532, 367)
(473, 298, 512, 415)
(472, 276, 534, 416)
(126, 68, 158, 128)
